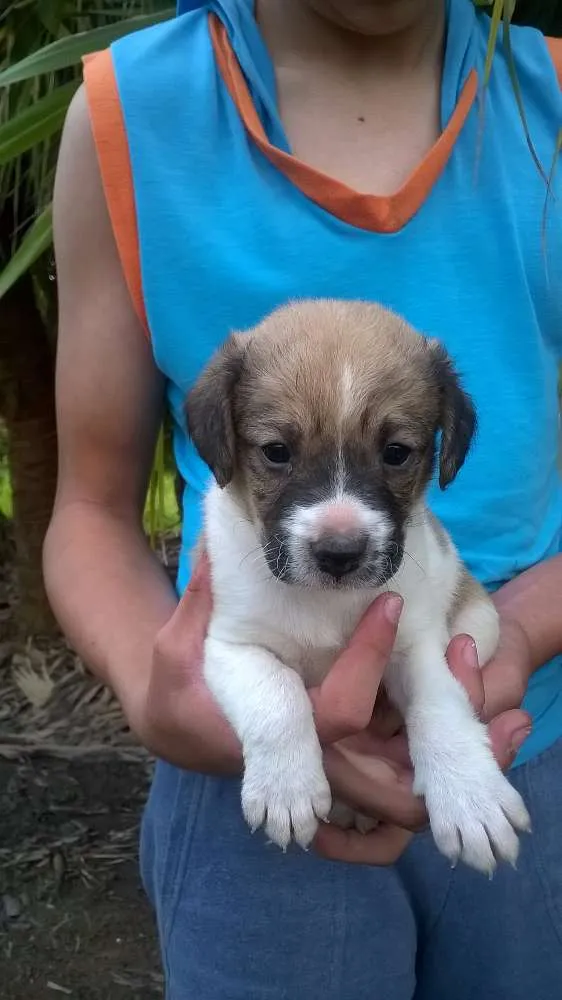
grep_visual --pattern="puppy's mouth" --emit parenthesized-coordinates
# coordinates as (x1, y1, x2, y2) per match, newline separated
(261, 531, 404, 590)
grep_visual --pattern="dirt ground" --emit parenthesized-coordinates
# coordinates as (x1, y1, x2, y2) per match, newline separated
(0, 756, 162, 1000)
(0, 535, 176, 999)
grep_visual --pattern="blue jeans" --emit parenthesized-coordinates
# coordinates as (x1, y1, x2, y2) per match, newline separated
(140, 738, 562, 999)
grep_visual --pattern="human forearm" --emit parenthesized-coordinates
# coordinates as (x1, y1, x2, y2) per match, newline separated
(493, 554, 562, 670)
(43, 500, 178, 705)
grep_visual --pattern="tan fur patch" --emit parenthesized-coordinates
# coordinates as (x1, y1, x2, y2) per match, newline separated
(185, 299, 476, 560)
(235, 300, 437, 439)
(231, 300, 441, 522)
(447, 566, 491, 633)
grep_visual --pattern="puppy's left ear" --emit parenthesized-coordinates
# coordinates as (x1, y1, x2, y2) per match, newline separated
(429, 341, 477, 489)
(184, 334, 244, 488)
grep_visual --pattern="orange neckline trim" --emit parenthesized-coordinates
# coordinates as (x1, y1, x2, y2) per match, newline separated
(83, 50, 148, 334)
(546, 37, 562, 88)
(210, 13, 478, 234)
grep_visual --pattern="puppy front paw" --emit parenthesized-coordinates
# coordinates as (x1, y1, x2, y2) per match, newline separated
(242, 748, 332, 850)
(416, 741, 531, 875)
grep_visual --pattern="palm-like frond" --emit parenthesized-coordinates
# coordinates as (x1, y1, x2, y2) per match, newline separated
(0, 0, 173, 290)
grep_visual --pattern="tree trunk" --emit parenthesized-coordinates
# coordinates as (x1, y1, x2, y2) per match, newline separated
(0, 274, 58, 635)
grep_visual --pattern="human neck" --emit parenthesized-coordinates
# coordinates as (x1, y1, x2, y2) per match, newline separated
(256, 0, 446, 79)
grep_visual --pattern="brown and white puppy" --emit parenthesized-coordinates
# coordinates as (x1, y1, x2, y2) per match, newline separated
(186, 299, 530, 874)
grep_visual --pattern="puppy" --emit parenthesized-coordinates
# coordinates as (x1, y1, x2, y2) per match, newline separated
(185, 299, 531, 875)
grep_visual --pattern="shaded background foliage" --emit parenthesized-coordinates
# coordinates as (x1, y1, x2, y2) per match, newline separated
(0, 0, 560, 633)
(0, 1, 175, 633)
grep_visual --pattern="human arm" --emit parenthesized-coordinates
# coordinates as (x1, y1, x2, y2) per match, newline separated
(45, 85, 177, 710)
(44, 91, 425, 854)
(480, 554, 562, 720)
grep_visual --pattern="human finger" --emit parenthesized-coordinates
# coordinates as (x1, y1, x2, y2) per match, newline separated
(311, 593, 403, 744)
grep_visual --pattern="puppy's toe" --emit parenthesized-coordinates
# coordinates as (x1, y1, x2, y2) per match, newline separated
(264, 805, 292, 851)
(499, 783, 532, 833)
(483, 808, 521, 867)
(287, 800, 319, 849)
(312, 783, 332, 823)
(241, 787, 267, 835)
(458, 821, 498, 876)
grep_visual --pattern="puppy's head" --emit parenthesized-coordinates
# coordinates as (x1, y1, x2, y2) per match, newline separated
(186, 300, 475, 588)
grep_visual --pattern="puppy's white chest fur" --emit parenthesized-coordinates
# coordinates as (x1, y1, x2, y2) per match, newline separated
(205, 486, 455, 687)
(202, 483, 531, 874)
(206, 486, 369, 681)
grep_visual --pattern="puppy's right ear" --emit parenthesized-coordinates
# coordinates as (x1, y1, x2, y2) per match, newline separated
(185, 335, 244, 488)
(428, 340, 477, 490)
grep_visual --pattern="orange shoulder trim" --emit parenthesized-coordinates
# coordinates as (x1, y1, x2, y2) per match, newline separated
(546, 37, 562, 89)
(82, 50, 148, 335)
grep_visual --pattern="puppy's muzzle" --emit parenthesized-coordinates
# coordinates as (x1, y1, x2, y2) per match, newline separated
(310, 532, 368, 579)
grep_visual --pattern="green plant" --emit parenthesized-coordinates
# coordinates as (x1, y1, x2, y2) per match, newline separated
(0, 1, 175, 633)
(0, 1, 174, 295)
(0, 0, 560, 630)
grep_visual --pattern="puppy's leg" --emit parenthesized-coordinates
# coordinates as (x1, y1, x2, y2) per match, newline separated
(386, 638, 531, 875)
(204, 637, 332, 850)
(451, 599, 500, 667)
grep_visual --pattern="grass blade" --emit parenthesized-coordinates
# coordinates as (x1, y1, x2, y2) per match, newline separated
(502, 13, 548, 184)
(483, 0, 504, 88)
(0, 204, 53, 299)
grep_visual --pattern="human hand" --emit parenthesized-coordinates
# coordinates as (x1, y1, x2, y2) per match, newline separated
(313, 632, 532, 865)
(479, 615, 534, 724)
(126, 555, 404, 779)
(128, 553, 242, 775)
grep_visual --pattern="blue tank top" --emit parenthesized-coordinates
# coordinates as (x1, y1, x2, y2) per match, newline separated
(83, 0, 562, 766)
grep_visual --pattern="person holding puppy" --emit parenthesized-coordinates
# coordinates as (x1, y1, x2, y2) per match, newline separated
(45, 0, 562, 998)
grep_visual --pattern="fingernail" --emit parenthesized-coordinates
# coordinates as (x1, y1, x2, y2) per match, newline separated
(511, 726, 532, 754)
(462, 637, 479, 669)
(384, 594, 403, 624)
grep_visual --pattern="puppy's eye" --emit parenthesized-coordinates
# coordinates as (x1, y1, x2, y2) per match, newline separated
(262, 443, 291, 466)
(383, 443, 412, 467)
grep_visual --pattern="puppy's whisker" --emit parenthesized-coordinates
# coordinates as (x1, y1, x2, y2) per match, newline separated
(239, 538, 278, 570)
(239, 545, 265, 569)
(403, 549, 426, 577)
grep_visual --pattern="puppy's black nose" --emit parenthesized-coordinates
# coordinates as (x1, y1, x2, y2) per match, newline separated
(311, 534, 368, 578)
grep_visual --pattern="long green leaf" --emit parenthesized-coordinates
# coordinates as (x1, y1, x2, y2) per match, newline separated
(0, 81, 78, 165)
(541, 125, 562, 271)
(0, 204, 53, 299)
(502, 14, 548, 184)
(147, 426, 166, 548)
(37, 0, 68, 36)
(483, 0, 504, 88)
(0, 10, 173, 86)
